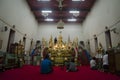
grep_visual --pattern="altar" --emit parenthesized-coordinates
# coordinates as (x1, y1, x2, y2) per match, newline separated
(49, 46, 72, 66)
(41, 33, 78, 66)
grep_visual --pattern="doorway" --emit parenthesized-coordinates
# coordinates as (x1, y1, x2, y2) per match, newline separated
(105, 30, 112, 49)
(7, 29, 15, 52)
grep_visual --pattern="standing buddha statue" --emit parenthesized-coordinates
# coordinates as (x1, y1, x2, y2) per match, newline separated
(49, 35, 53, 48)
(58, 33, 63, 47)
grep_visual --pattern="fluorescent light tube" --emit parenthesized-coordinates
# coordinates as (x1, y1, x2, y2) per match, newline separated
(69, 11, 79, 13)
(45, 19, 54, 21)
(41, 10, 52, 13)
(68, 19, 77, 21)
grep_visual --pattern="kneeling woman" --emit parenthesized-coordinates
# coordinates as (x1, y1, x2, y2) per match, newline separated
(40, 54, 53, 74)
(66, 58, 78, 72)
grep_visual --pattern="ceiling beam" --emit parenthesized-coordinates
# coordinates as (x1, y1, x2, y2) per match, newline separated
(31, 7, 90, 11)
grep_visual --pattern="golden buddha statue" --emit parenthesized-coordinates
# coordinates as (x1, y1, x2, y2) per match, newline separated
(98, 42, 104, 54)
(49, 35, 53, 48)
(42, 37, 46, 47)
(47, 34, 75, 66)
(58, 33, 63, 45)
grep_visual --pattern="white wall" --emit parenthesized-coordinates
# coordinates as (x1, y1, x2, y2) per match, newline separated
(1, 0, 120, 56)
(37, 23, 83, 43)
(0, 0, 38, 52)
(83, 0, 120, 55)
(0, 21, 11, 51)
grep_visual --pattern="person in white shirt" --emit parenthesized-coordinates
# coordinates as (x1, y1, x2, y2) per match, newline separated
(102, 51, 109, 72)
(90, 57, 97, 70)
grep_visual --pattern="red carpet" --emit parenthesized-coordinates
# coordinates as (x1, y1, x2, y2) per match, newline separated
(0, 65, 120, 80)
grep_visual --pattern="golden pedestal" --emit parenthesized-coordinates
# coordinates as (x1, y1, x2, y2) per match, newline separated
(49, 47, 72, 66)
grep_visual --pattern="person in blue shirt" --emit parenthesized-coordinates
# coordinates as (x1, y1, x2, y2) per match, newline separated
(40, 54, 53, 74)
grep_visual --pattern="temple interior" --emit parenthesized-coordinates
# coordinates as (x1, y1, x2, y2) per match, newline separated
(0, 0, 120, 80)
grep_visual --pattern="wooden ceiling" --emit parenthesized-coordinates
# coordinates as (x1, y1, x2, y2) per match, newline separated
(26, 0, 96, 24)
